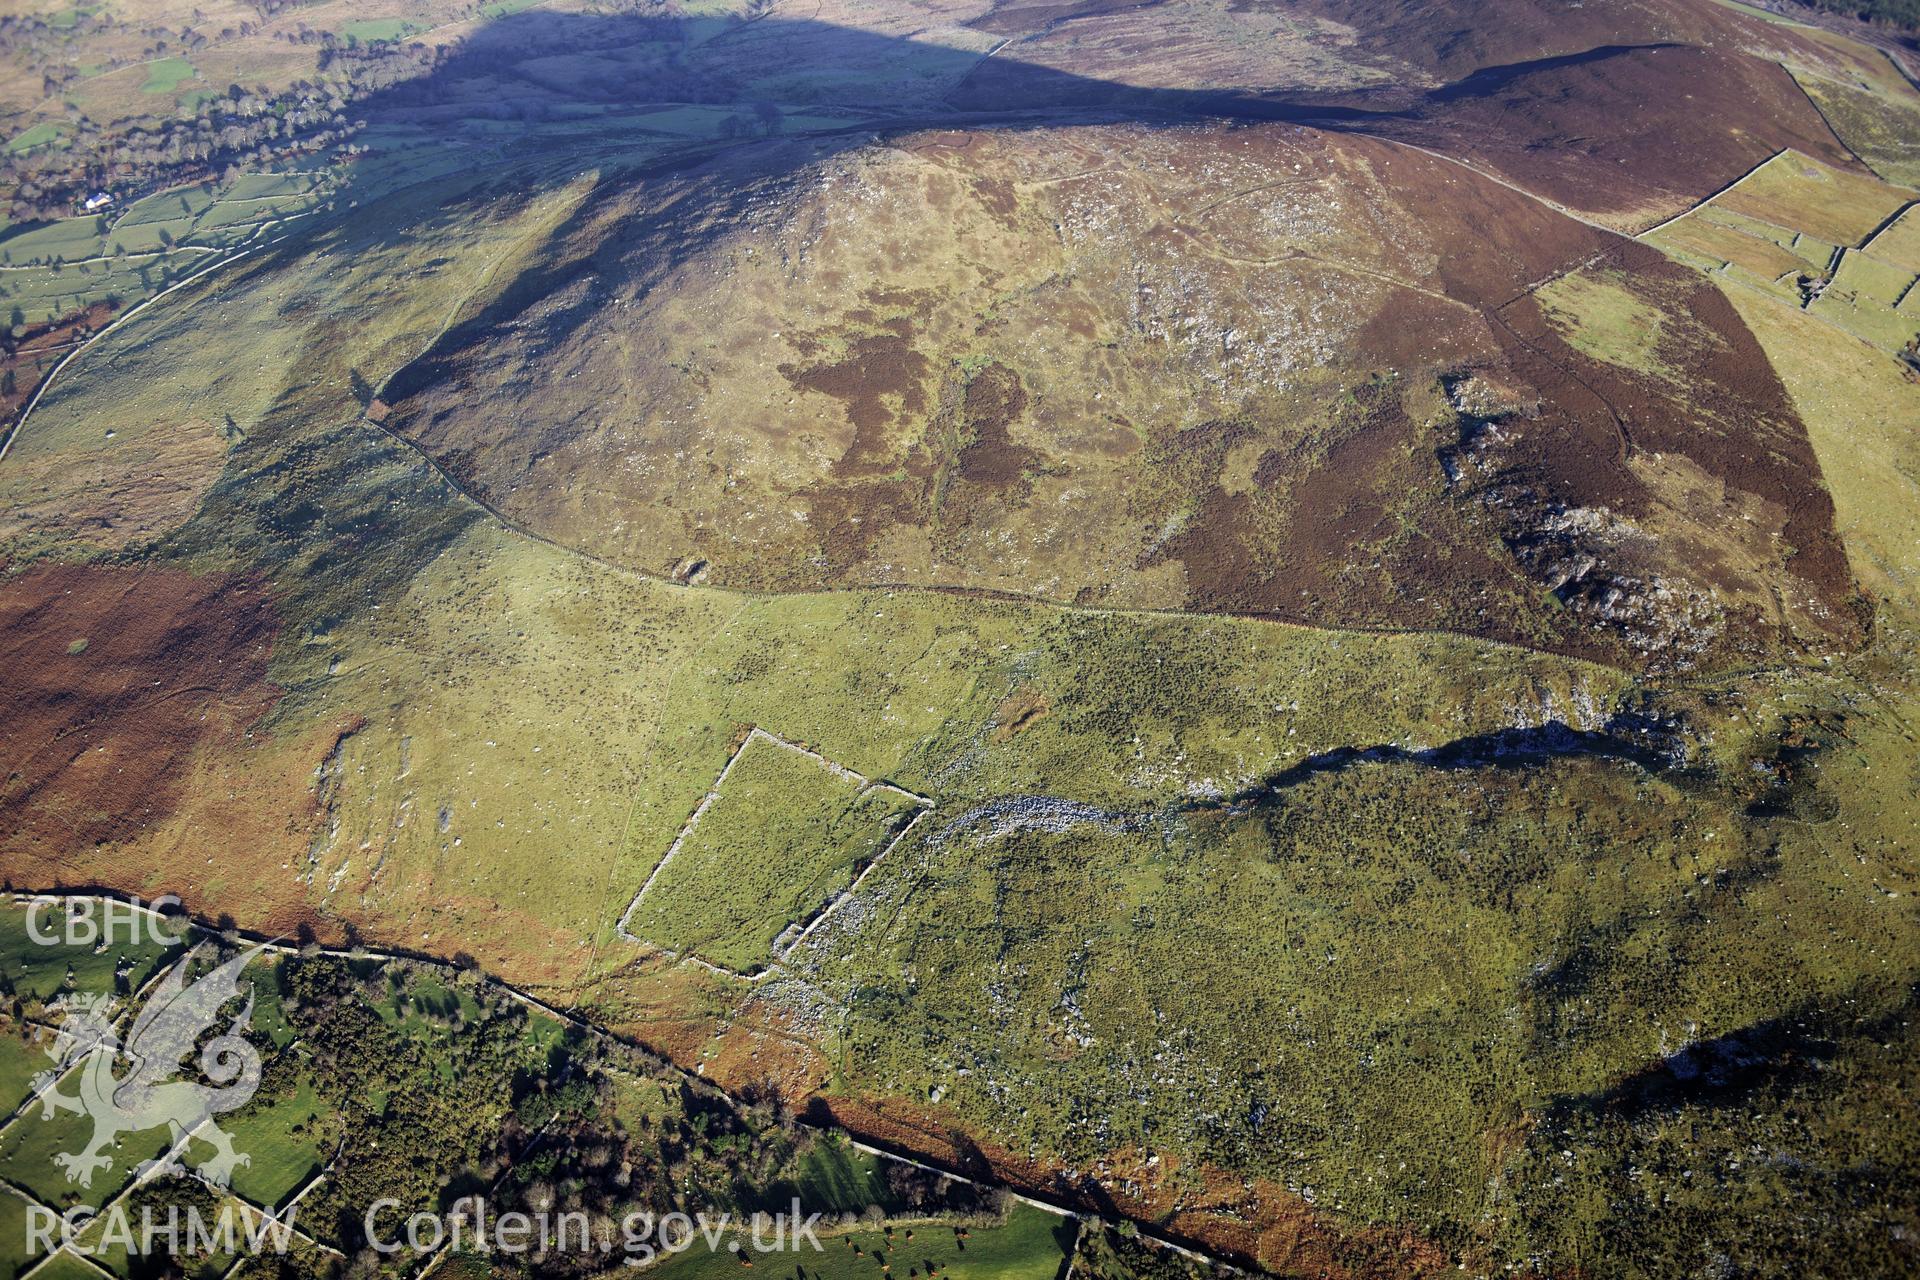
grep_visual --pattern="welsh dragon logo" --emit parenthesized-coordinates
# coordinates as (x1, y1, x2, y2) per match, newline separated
(30, 943, 267, 1189)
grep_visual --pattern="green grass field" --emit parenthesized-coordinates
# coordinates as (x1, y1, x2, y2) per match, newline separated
(1648, 148, 1920, 355)
(766, 1136, 900, 1216)
(1864, 206, 1920, 271)
(0, 170, 332, 324)
(0, 1084, 172, 1209)
(643, 1203, 1075, 1280)
(0, 1188, 50, 1280)
(139, 58, 196, 96)
(0, 902, 185, 1004)
(0, 1028, 52, 1119)
(1809, 287, 1920, 349)
(220, 1072, 330, 1210)
(4, 124, 65, 156)
(622, 733, 925, 973)
(1830, 246, 1918, 306)
(0, 218, 107, 265)
(1718, 150, 1911, 248)
(17, 1251, 97, 1280)
(1535, 269, 1673, 375)
(792, 1141, 894, 1215)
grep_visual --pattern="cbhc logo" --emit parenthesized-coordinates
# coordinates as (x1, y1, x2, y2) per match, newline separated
(25, 896, 184, 947)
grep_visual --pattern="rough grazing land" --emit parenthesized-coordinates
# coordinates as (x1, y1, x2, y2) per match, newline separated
(2, 0, 1919, 1275)
(384, 122, 1858, 672)
(619, 729, 927, 974)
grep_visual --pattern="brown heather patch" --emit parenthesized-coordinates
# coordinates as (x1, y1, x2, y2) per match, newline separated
(1494, 243, 1863, 656)
(0, 565, 281, 858)
(990, 685, 1051, 742)
(784, 333, 932, 478)
(1133, 390, 1595, 657)
(0, 564, 356, 942)
(1395, 44, 1858, 229)
(597, 958, 740, 1057)
(804, 467, 936, 578)
(1282, 0, 1764, 81)
(969, 175, 1019, 228)
(952, 362, 1042, 490)
(796, 359, 1053, 574)
(700, 1000, 836, 1102)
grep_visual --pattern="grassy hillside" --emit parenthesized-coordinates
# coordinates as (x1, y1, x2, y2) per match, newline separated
(1, 0, 1917, 1276)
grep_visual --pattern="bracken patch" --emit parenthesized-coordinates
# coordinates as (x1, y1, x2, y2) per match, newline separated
(0, 564, 280, 860)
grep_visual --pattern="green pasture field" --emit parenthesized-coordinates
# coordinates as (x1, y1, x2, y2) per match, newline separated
(102, 218, 203, 256)
(0, 252, 168, 327)
(1717, 150, 1912, 247)
(223, 174, 323, 203)
(1789, 230, 1839, 268)
(1864, 205, 1920, 272)
(626, 105, 751, 137)
(0, 901, 185, 1004)
(1809, 287, 1920, 351)
(193, 197, 312, 233)
(1534, 269, 1672, 376)
(0, 218, 108, 266)
(1645, 213, 1805, 290)
(116, 183, 218, 228)
(0, 170, 333, 324)
(0, 1082, 171, 1209)
(371, 969, 489, 1064)
(17, 1251, 97, 1280)
(0, 1029, 49, 1119)
(221, 1071, 330, 1210)
(0, 1188, 51, 1280)
(4, 124, 65, 155)
(1830, 247, 1918, 306)
(139, 58, 197, 97)
(242, 966, 298, 1052)
(622, 733, 925, 973)
(1695, 202, 1801, 249)
(767, 1134, 899, 1216)
(609, 1069, 680, 1133)
(643, 1203, 1076, 1280)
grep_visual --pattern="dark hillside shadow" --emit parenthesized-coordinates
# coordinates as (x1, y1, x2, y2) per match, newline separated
(324, 6, 1408, 211)
(289, 7, 1833, 301)
(324, 7, 1415, 420)
(345, 6, 1403, 127)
